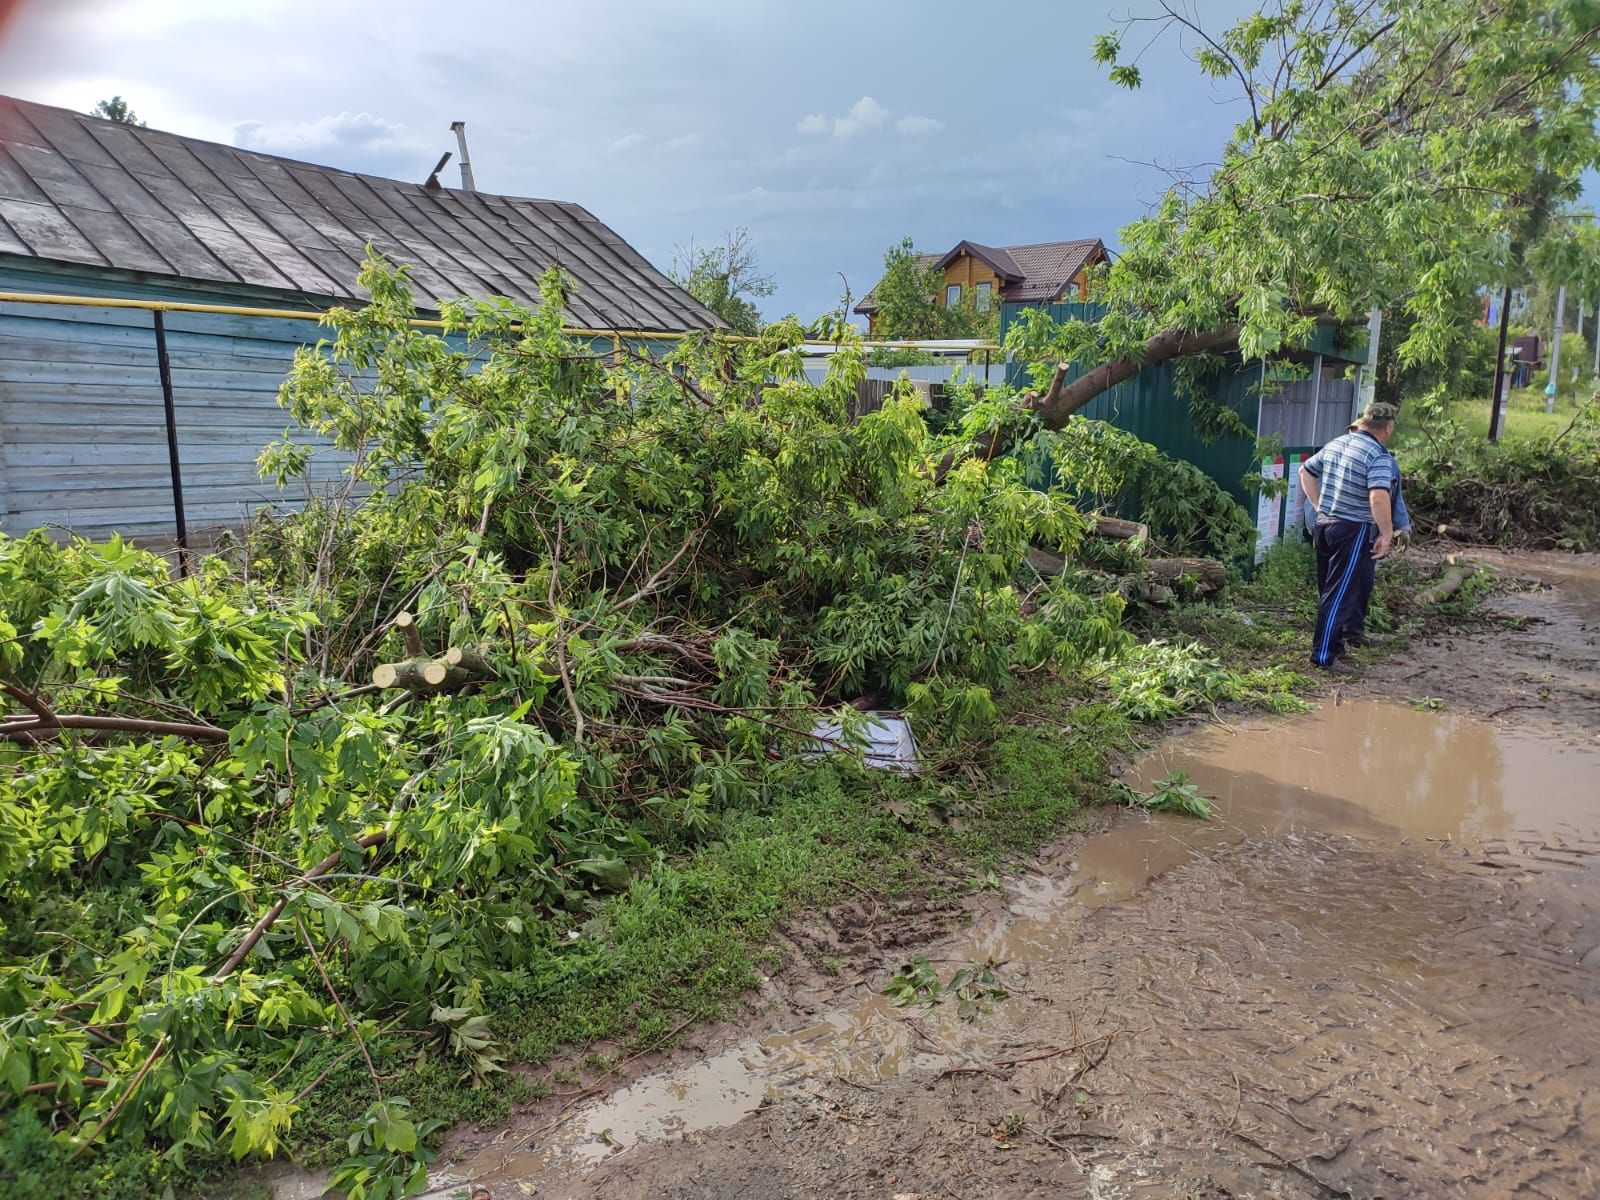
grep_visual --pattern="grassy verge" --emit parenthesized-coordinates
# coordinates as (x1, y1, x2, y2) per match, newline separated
(1394, 385, 1582, 448)
(4, 540, 1473, 1200)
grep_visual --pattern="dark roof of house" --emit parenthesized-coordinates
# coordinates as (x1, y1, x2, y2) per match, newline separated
(0, 95, 722, 332)
(935, 240, 1022, 281)
(855, 237, 1104, 314)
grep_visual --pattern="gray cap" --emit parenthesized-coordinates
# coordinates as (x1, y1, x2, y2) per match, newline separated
(1348, 400, 1399, 431)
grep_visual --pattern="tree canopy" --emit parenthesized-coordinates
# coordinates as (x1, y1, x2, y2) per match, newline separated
(1010, 0, 1600, 427)
(867, 238, 998, 342)
(91, 96, 143, 126)
(668, 227, 775, 334)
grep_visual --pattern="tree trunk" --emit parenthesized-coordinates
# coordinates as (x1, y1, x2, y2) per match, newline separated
(1145, 557, 1228, 591)
(1092, 516, 1150, 541)
(1032, 324, 1242, 428)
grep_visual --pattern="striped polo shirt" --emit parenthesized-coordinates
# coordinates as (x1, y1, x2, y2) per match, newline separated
(1302, 430, 1396, 525)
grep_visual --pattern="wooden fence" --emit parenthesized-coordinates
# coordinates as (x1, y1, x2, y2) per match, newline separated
(848, 378, 964, 420)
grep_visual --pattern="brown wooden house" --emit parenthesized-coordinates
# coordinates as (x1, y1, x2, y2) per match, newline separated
(854, 237, 1106, 335)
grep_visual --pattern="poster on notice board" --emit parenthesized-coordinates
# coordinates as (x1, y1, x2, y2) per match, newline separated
(1255, 454, 1285, 563)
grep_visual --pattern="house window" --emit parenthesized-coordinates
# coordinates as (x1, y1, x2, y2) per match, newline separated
(945, 284, 962, 308)
(975, 282, 992, 311)
(1066, 281, 1081, 300)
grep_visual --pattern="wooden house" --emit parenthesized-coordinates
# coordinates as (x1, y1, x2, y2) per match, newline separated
(0, 95, 721, 541)
(853, 237, 1106, 335)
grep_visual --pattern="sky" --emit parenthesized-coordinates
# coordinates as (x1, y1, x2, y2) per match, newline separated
(0, 0, 1263, 322)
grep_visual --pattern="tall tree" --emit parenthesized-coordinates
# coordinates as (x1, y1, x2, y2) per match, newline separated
(92, 95, 144, 126)
(868, 238, 996, 341)
(669, 228, 776, 335)
(871, 238, 955, 340)
(1010, 0, 1600, 431)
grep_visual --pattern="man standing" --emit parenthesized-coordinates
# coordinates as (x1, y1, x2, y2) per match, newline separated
(1297, 402, 1400, 669)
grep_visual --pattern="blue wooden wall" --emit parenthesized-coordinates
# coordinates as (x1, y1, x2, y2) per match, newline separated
(0, 259, 348, 540)
(0, 259, 666, 542)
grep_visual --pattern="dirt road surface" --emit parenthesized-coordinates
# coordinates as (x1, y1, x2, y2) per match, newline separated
(420, 552, 1600, 1200)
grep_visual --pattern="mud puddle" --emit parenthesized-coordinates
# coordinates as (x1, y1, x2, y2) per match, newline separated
(1097, 696, 1600, 904)
(429, 981, 1005, 1194)
(414, 696, 1600, 1199)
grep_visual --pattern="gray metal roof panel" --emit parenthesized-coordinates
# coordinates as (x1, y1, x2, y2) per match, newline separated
(0, 94, 722, 330)
(0, 214, 28, 256)
(0, 146, 50, 204)
(53, 204, 172, 274)
(0, 196, 106, 263)
(20, 103, 121, 169)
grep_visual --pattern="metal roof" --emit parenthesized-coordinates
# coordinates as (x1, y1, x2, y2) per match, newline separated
(855, 237, 1105, 314)
(0, 95, 723, 332)
(934, 239, 1023, 281)
(998, 239, 1105, 303)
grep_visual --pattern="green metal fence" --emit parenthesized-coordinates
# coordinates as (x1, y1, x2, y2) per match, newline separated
(999, 302, 1263, 506)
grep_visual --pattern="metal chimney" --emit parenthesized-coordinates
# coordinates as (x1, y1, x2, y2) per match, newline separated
(449, 121, 475, 191)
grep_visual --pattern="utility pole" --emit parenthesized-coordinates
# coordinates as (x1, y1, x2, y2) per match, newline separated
(1546, 285, 1565, 414)
(1358, 306, 1381, 415)
(1578, 300, 1587, 388)
(1488, 285, 1512, 442)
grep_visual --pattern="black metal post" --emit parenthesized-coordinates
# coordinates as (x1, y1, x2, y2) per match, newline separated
(152, 310, 190, 573)
(1488, 285, 1512, 443)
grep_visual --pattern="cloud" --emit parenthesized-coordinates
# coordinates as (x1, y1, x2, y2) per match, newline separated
(607, 132, 647, 155)
(896, 114, 943, 136)
(832, 95, 887, 138)
(665, 131, 702, 150)
(233, 111, 419, 157)
(796, 96, 891, 139)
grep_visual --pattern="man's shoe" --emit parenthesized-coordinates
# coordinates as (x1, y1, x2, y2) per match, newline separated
(1312, 657, 1357, 675)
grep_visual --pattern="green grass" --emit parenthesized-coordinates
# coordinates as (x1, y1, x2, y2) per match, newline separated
(1394, 385, 1582, 449)
(1152, 535, 1478, 674)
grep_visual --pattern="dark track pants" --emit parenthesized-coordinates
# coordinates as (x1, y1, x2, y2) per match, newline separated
(1312, 520, 1376, 666)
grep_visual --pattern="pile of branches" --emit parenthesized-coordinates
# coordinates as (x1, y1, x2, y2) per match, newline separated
(2, 257, 1177, 1193)
(1404, 411, 1600, 551)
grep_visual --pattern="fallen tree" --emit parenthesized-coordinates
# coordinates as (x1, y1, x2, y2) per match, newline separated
(0, 254, 1303, 1193)
(989, 3, 1600, 433)
(1404, 416, 1600, 551)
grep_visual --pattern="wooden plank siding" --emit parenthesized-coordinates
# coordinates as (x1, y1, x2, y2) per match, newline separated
(0, 259, 676, 542)
(936, 252, 1005, 314)
(0, 259, 349, 539)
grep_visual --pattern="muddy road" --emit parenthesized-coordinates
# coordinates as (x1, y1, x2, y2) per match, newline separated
(418, 553, 1600, 1200)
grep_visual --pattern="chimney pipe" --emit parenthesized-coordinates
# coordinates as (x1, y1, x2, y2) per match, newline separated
(449, 121, 475, 191)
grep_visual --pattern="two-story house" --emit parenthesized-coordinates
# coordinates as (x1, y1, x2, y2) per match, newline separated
(853, 237, 1107, 335)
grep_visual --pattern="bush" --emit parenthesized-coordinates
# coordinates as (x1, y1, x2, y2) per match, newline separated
(1402, 407, 1600, 549)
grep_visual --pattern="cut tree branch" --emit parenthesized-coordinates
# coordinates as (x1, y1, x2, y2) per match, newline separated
(0, 714, 230, 743)
(212, 830, 389, 982)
